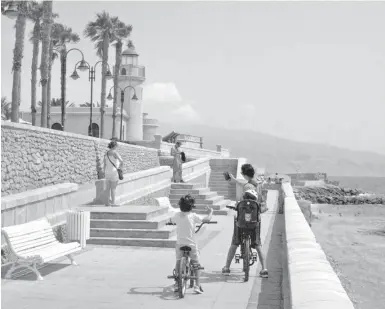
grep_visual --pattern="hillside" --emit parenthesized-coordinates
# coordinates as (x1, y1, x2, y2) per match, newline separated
(158, 122, 385, 177)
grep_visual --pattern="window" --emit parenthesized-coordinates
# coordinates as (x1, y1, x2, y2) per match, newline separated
(88, 123, 99, 137)
(51, 123, 63, 131)
(121, 68, 127, 75)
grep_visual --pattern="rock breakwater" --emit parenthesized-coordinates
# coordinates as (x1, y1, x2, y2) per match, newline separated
(294, 185, 385, 205)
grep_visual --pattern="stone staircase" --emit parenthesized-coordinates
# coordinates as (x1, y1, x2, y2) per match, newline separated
(169, 183, 230, 215)
(209, 168, 237, 200)
(84, 205, 177, 248)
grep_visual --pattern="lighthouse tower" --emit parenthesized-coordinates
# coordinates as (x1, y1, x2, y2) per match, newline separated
(118, 47, 146, 141)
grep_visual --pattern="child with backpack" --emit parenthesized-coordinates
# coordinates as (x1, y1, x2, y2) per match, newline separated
(222, 164, 268, 278)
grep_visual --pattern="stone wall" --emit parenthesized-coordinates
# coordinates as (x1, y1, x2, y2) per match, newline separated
(1, 121, 160, 196)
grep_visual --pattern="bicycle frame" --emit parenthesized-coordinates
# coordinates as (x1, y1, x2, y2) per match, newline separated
(166, 220, 217, 297)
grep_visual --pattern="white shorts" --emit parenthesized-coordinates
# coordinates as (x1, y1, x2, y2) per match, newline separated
(175, 244, 200, 263)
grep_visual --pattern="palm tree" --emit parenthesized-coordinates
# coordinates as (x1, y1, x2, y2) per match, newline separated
(1, 97, 12, 120)
(52, 24, 80, 131)
(1, 1, 36, 123)
(28, 2, 42, 126)
(40, 0, 53, 128)
(84, 11, 119, 139)
(38, 98, 73, 107)
(111, 23, 133, 139)
(28, 3, 58, 126)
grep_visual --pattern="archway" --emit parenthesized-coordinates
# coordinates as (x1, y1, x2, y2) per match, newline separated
(88, 123, 99, 137)
(121, 68, 127, 75)
(51, 123, 63, 131)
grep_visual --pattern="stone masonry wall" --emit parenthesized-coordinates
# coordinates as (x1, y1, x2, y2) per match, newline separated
(1, 121, 160, 196)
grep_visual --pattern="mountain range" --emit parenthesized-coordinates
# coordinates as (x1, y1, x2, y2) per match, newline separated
(158, 122, 385, 177)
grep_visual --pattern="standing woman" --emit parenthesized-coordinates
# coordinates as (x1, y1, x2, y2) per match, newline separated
(171, 141, 184, 183)
(104, 140, 123, 206)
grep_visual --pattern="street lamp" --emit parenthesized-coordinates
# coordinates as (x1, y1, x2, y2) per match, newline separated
(71, 60, 112, 137)
(107, 85, 138, 140)
(52, 47, 87, 131)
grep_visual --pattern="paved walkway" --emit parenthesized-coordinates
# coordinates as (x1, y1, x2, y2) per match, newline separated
(1, 191, 283, 309)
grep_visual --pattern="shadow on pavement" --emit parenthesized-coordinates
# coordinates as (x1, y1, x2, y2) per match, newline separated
(128, 286, 180, 301)
(200, 270, 244, 284)
(1, 263, 70, 281)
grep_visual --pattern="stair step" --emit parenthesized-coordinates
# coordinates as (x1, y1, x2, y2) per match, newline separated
(90, 206, 169, 220)
(169, 192, 217, 200)
(170, 195, 223, 205)
(87, 237, 177, 248)
(171, 183, 202, 189)
(90, 226, 176, 239)
(192, 208, 229, 216)
(169, 188, 210, 195)
(90, 213, 173, 230)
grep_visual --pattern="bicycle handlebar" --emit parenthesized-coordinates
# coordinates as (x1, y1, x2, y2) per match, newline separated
(165, 221, 217, 233)
(226, 205, 237, 210)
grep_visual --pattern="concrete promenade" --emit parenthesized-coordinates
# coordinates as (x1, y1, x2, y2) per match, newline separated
(1, 191, 283, 309)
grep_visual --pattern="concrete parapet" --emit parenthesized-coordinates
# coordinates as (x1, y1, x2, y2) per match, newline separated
(282, 184, 355, 309)
(93, 166, 172, 205)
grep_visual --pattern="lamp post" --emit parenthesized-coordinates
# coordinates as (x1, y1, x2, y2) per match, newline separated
(56, 47, 87, 131)
(107, 85, 138, 140)
(71, 60, 112, 137)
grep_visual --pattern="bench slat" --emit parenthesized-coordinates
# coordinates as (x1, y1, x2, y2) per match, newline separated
(7, 226, 53, 238)
(13, 237, 58, 254)
(2, 219, 51, 235)
(10, 230, 55, 246)
(19, 242, 79, 262)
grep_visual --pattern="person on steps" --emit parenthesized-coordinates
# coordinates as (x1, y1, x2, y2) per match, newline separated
(103, 140, 123, 207)
(171, 141, 184, 183)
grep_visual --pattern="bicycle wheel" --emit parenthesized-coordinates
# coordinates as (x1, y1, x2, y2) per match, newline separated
(178, 257, 188, 298)
(243, 237, 250, 282)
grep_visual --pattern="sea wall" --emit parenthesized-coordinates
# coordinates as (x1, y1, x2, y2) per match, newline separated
(282, 182, 355, 309)
(1, 121, 160, 196)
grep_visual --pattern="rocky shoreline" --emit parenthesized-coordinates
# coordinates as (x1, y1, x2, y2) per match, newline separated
(293, 185, 385, 205)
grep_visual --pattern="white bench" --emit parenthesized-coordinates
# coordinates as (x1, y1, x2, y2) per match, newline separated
(1, 218, 82, 280)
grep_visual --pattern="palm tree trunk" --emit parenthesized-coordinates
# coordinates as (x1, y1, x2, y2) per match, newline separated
(60, 48, 67, 130)
(11, 13, 27, 123)
(30, 21, 40, 126)
(100, 33, 109, 139)
(40, 1, 53, 128)
(112, 40, 122, 139)
(47, 40, 54, 128)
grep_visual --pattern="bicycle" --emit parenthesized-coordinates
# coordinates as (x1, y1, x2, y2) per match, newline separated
(226, 203, 259, 282)
(166, 220, 217, 298)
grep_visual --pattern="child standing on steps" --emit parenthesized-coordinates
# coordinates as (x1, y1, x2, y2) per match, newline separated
(169, 194, 213, 294)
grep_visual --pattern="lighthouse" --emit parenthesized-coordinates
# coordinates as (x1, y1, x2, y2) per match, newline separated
(118, 46, 146, 141)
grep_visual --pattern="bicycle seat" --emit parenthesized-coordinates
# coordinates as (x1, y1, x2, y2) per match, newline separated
(180, 246, 192, 252)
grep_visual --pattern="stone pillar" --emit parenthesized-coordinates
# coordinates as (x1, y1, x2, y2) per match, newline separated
(154, 134, 162, 149)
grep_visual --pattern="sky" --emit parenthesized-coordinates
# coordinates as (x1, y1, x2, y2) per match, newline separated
(1, 1, 385, 155)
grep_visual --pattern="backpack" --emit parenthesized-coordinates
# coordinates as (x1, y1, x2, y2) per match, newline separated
(236, 199, 261, 229)
(181, 152, 186, 163)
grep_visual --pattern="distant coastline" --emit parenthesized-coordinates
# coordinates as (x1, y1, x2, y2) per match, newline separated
(328, 176, 385, 195)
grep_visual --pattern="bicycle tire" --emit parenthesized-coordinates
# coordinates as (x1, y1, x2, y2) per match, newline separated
(189, 267, 194, 288)
(243, 237, 250, 282)
(178, 257, 188, 298)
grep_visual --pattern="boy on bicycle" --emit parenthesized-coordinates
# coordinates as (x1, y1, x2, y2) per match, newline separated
(222, 164, 268, 278)
(169, 194, 213, 294)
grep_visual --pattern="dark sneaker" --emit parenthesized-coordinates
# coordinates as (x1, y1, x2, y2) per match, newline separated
(222, 267, 230, 275)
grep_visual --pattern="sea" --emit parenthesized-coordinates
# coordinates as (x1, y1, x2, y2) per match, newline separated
(328, 176, 385, 195)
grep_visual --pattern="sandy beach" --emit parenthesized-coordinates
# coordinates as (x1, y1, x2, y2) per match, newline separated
(311, 203, 385, 309)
